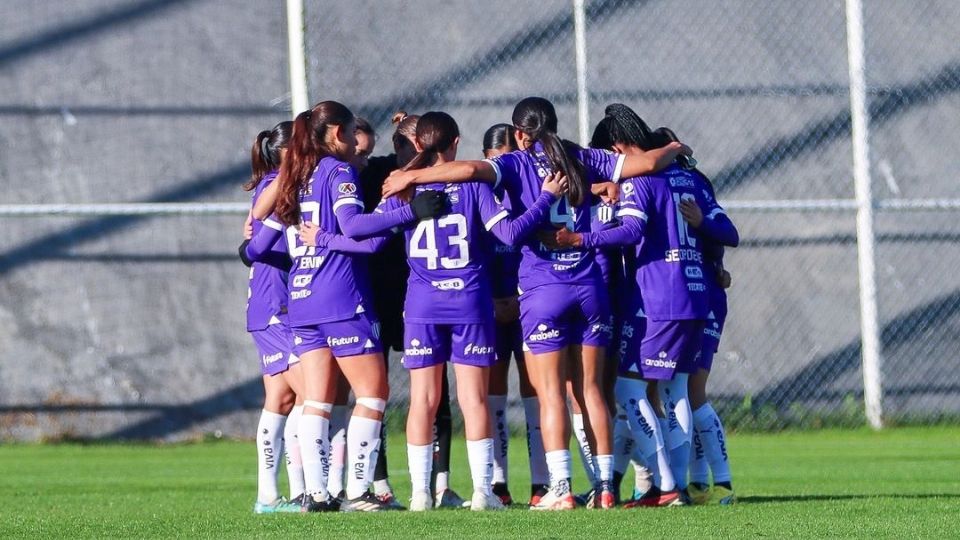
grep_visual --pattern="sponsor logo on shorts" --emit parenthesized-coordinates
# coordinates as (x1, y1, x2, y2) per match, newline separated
(591, 323, 613, 336)
(463, 343, 495, 356)
(705, 324, 721, 340)
(292, 275, 312, 288)
(405, 338, 433, 356)
(328, 335, 360, 347)
(643, 351, 677, 369)
(291, 289, 312, 300)
(294, 335, 303, 345)
(528, 323, 561, 342)
(621, 322, 635, 339)
(262, 352, 284, 365)
(299, 256, 325, 269)
(622, 182, 635, 196)
(431, 278, 465, 291)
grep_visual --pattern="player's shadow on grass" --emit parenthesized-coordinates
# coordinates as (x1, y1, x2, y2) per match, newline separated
(739, 493, 960, 504)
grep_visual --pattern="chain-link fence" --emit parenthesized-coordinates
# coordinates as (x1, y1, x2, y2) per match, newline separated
(1, 0, 958, 440)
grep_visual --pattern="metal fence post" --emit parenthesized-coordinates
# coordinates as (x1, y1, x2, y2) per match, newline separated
(845, 0, 884, 429)
(286, 0, 310, 117)
(572, 0, 589, 146)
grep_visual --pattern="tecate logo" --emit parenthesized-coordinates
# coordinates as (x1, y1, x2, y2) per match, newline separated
(528, 324, 561, 342)
(262, 352, 284, 365)
(431, 278, 465, 291)
(328, 335, 360, 347)
(405, 338, 433, 356)
(463, 343, 495, 356)
(292, 275, 312, 288)
(291, 289, 312, 300)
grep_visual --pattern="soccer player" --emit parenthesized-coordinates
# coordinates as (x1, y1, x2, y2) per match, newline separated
(383, 97, 688, 510)
(243, 101, 446, 512)
(242, 122, 305, 514)
(554, 103, 736, 507)
(304, 111, 565, 511)
(481, 123, 549, 506)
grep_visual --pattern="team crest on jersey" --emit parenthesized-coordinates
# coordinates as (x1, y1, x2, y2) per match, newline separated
(338, 182, 357, 194)
(622, 182, 635, 196)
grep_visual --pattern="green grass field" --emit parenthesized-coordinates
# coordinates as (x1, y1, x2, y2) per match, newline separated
(1, 426, 958, 538)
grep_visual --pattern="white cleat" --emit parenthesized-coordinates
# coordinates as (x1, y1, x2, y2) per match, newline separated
(470, 491, 506, 511)
(409, 489, 433, 512)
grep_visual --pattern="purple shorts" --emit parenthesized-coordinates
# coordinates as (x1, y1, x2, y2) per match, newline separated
(251, 323, 298, 376)
(495, 319, 524, 362)
(698, 307, 727, 371)
(519, 283, 610, 354)
(402, 322, 497, 369)
(619, 315, 704, 381)
(292, 313, 382, 358)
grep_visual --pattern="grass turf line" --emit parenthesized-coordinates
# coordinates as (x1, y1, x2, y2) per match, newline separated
(0, 426, 958, 538)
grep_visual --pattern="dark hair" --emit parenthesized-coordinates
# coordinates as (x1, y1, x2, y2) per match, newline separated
(276, 101, 354, 226)
(402, 111, 460, 171)
(245, 121, 293, 191)
(355, 116, 375, 137)
(512, 97, 587, 205)
(391, 110, 420, 154)
(482, 123, 517, 154)
(590, 103, 670, 152)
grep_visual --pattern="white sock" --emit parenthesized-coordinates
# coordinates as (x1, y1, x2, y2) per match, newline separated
(256, 409, 286, 504)
(522, 397, 549, 485)
(595, 454, 614, 483)
(612, 414, 633, 475)
(435, 471, 450, 493)
(466, 438, 494, 496)
(633, 461, 653, 494)
(615, 377, 676, 492)
(345, 415, 382, 500)
(326, 405, 349, 496)
(694, 402, 732, 484)
(489, 395, 509, 484)
(407, 443, 433, 494)
(690, 424, 710, 485)
(544, 449, 572, 488)
(283, 405, 305, 500)
(373, 479, 392, 496)
(572, 413, 598, 485)
(298, 413, 330, 500)
(659, 374, 692, 490)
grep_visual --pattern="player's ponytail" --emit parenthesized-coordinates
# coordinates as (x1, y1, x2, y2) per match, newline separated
(276, 101, 354, 226)
(391, 110, 420, 164)
(245, 121, 293, 191)
(402, 111, 460, 172)
(512, 97, 588, 206)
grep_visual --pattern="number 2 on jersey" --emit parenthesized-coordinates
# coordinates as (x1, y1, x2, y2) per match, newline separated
(409, 214, 469, 269)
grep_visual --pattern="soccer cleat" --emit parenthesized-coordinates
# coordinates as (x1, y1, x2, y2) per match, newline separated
(300, 494, 339, 513)
(289, 493, 305, 506)
(530, 481, 576, 511)
(632, 485, 651, 501)
(575, 488, 595, 508)
(687, 482, 711, 505)
(377, 491, 406, 510)
(596, 481, 616, 509)
(492, 482, 513, 506)
(470, 491, 506, 511)
(339, 491, 396, 512)
(710, 485, 736, 505)
(254, 497, 302, 514)
(435, 488, 467, 509)
(623, 487, 683, 508)
(529, 484, 549, 507)
(409, 489, 433, 512)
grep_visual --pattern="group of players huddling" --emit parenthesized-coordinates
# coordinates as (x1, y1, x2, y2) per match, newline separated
(239, 96, 739, 513)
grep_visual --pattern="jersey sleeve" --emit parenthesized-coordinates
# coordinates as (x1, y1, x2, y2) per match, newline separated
(477, 182, 556, 246)
(694, 179, 739, 247)
(581, 147, 626, 184)
(335, 167, 416, 238)
(484, 151, 524, 192)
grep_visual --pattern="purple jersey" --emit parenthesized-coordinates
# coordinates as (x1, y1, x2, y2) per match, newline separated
(246, 171, 290, 331)
(485, 142, 625, 292)
(279, 157, 376, 325)
(622, 164, 722, 320)
(379, 181, 545, 324)
(489, 241, 521, 299)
